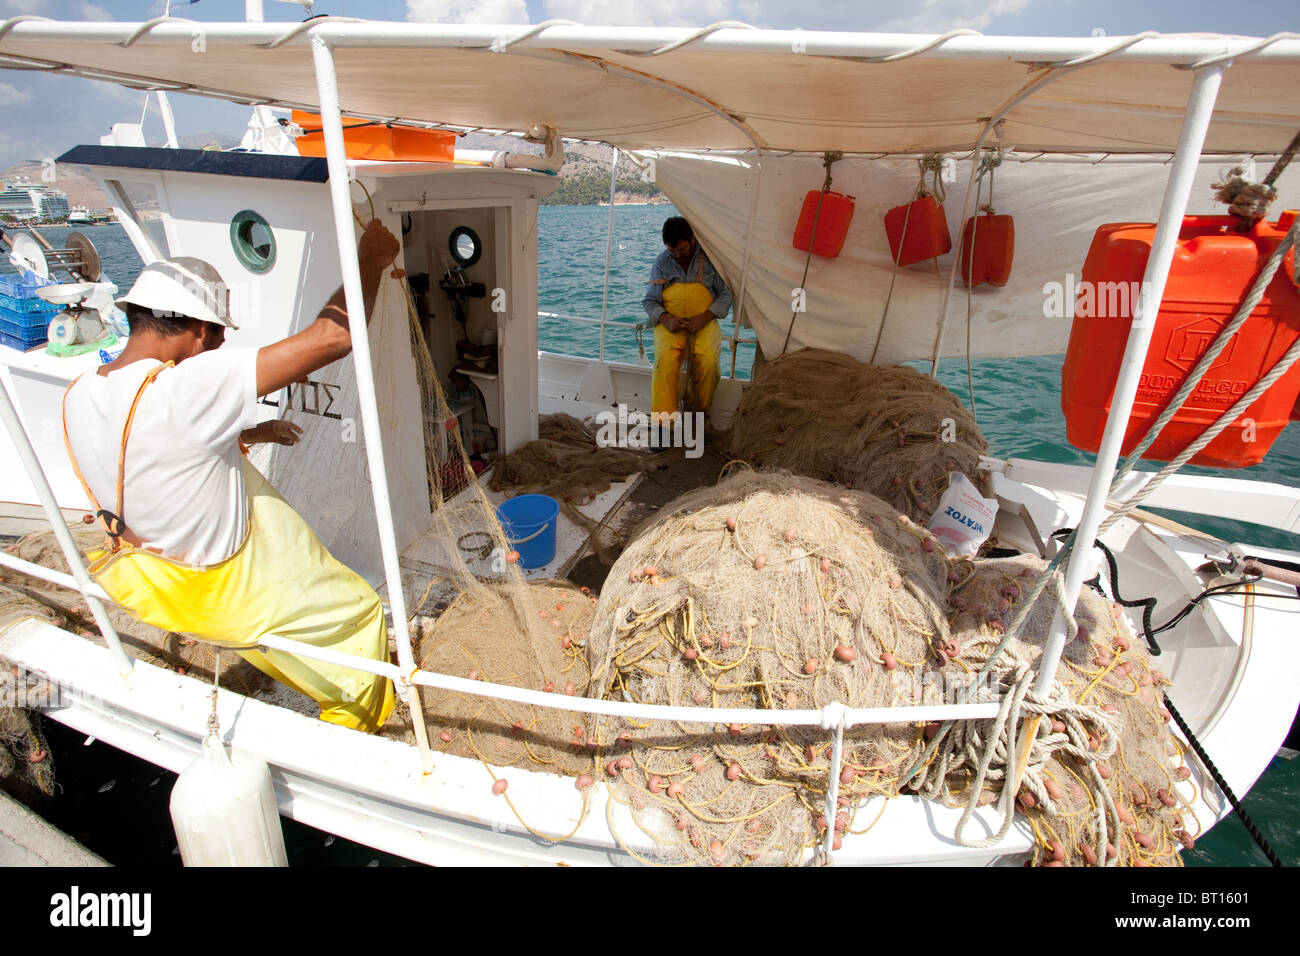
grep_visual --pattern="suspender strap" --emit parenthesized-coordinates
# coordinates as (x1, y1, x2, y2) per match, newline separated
(61, 363, 171, 553)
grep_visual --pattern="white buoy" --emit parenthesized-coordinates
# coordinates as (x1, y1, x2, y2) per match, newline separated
(169, 733, 288, 867)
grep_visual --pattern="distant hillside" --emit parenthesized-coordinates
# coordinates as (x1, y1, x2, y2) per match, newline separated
(460, 134, 664, 205)
(0, 161, 110, 209)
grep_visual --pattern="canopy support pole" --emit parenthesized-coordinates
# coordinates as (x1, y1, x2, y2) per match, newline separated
(0, 376, 131, 674)
(310, 35, 433, 772)
(1032, 64, 1226, 698)
(729, 149, 763, 378)
(599, 147, 619, 363)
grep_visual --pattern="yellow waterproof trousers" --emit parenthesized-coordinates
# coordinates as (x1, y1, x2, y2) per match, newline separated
(86, 458, 396, 733)
(652, 280, 721, 417)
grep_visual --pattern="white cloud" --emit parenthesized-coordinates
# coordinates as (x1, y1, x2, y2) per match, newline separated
(0, 81, 33, 105)
(0, 0, 49, 14)
(542, 0, 732, 27)
(873, 0, 1034, 34)
(406, 0, 531, 23)
(80, 2, 114, 20)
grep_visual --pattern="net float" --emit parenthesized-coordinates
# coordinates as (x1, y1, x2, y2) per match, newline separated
(575, 773, 594, 791)
(491, 779, 508, 795)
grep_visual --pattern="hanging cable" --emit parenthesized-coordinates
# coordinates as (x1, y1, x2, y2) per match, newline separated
(870, 153, 946, 364)
(781, 151, 840, 356)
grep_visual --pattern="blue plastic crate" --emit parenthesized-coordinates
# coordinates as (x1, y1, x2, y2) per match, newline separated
(0, 270, 54, 298)
(0, 327, 46, 352)
(0, 288, 62, 315)
(0, 302, 58, 334)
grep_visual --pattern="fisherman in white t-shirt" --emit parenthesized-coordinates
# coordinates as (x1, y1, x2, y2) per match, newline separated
(61, 220, 402, 733)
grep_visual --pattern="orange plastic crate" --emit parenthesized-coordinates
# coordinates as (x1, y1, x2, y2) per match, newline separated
(1061, 211, 1300, 468)
(292, 111, 456, 162)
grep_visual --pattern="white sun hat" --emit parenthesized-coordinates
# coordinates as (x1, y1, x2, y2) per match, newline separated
(115, 256, 238, 329)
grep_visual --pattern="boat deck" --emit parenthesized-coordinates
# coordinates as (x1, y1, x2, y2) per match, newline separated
(567, 437, 736, 594)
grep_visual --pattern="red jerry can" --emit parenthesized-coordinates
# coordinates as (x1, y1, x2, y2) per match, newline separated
(959, 213, 1015, 287)
(793, 190, 855, 258)
(884, 195, 952, 266)
(1061, 211, 1300, 468)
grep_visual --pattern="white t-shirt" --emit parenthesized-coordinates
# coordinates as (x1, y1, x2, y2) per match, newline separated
(63, 348, 261, 567)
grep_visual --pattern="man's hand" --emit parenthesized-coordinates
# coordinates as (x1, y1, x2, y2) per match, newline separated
(241, 420, 304, 447)
(358, 219, 399, 275)
(659, 311, 682, 333)
(685, 311, 715, 334)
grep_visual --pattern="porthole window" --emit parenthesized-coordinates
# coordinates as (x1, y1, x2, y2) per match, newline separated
(230, 209, 276, 274)
(448, 225, 482, 267)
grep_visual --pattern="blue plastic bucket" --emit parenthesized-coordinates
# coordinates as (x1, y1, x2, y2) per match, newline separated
(496, 494, 560, 569)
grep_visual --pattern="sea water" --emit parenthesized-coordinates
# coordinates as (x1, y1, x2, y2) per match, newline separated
(4, 214, 1297, 866)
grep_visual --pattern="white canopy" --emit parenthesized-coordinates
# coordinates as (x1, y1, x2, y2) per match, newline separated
(651, 149, 1299, 363)
(1, 20, 1299, 155)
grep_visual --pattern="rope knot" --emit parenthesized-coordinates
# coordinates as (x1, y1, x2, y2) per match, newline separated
(819, 700, 848, 731)
(1213, 167, 1278, 222)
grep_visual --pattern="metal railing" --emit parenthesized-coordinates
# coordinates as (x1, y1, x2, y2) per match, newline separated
(538, 309, 761, 375)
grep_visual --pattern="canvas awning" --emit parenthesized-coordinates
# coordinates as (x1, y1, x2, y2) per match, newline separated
(1, 19, 1299, 156)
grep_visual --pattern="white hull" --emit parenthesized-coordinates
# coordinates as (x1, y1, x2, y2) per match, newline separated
(3, 444, 1296, 866)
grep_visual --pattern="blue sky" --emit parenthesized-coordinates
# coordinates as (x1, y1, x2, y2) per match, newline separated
(0, 0, 1295, 170)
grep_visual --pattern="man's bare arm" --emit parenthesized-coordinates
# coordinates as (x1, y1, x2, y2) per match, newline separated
(254, 219, 400, 398)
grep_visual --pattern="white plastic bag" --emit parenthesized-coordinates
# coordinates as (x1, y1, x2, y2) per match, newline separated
(927, 472, 998, 557)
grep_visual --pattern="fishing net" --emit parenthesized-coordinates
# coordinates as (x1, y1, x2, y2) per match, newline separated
(379, 278, 600, 784)
(586, 470, 954, 865)
(584, 470, 1192, 866)
(729, 348, 991, 524)
(411, 581, 597, 778)
(932, 553, 1195, 867)
(0, 676, 55, 797)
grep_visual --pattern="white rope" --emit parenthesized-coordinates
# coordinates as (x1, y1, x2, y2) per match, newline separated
(819, 701, 848, 861)
(1176, 32, 1300, 70)
(616, 21, 758, 57)
(1032, 31, 1160, 68)
(846, 29, 981, 63)
(261, 16, 364, 50)
(120, 15, 195, 48)
(0, 14, 52, 45)
(489, 20, 580, 53)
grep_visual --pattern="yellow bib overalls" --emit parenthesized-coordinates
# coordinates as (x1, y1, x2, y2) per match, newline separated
(651, 257, 721, 418)
(63, 364, 395, 733)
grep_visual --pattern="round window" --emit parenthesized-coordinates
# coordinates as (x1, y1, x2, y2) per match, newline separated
(448, 225, 482, 267)
(230, 209, 276, 274)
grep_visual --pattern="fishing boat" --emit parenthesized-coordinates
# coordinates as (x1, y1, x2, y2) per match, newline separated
(0, 10, 1298, 866)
